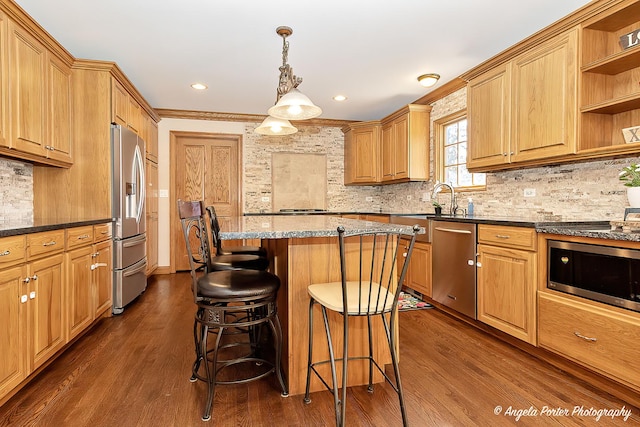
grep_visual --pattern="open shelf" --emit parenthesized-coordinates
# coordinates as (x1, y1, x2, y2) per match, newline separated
(581, 93, 640, 114)
(582, 46, 640, 75)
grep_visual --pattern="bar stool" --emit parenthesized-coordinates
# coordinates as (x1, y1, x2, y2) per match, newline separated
(303, 225, 420, 427)
(179, 202, 288, 422)
(205, 205, 267, 257)
(178, 200, 268, 271)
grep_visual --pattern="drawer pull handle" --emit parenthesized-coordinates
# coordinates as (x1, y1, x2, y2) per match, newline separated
(495, 234, 510, 239)
(43, 241, 57, 247)
(78, 235, 90, 240)
(574, 331, 597, 342)
(91, 262, 108, 271)
(0, 250, 10, 256)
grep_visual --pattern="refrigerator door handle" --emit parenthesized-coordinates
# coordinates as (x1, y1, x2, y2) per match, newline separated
(133, 144, 145, 225)
(123, 258, 147, 277)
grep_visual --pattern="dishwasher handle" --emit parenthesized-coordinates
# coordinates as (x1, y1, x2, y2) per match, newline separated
(434, 226, 473, 234)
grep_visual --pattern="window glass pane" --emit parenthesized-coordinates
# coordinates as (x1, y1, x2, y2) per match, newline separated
(445, 145, 457, 166)
(446, 124, 458, 145)
(458, 164, 472, 187)
(474, 173, 486, 185)
(445, 166, 457, 186)
(459, 119, 467, 141)
(458, 141, 467, 164)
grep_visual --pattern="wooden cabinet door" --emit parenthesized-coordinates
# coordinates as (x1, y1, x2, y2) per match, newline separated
(477, 244, 536, 344)
(7, 20, 47, 157)
(406, 241, 431, 298)
(0, 12, 7, 148)
(66, 246, 93, 340)
(467, 63, 511, 170)
(145, 114, 158, 163)
(392, 115, 409, 180)
(511, 28, 577, 162)
(111, 77, 128, 126)
(0, 265, 27, 401)
(352, 125, 379, 184)
(146, 159, 158, 275)
(46, 54, 72, 164)
(380, 122, 394, 181)
(92, 240, 112, 317)
(127, 97, 141, 134)
(29, 254, 65, 370)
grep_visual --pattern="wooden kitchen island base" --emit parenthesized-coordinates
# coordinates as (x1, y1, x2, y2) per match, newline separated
(265, 236, 392, 396)
(219, 215, 415, 396)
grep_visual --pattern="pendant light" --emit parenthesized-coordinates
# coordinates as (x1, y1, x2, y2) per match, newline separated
(255, 26, 322, 135)
(255, 116, 297, 135)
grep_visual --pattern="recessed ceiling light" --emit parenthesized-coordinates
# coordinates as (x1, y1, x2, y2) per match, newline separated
(333, 95, 347, 102)
(191, 83, 208, 90)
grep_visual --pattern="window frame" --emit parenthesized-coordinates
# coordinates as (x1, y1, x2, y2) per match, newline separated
(434, 109, 486, 192)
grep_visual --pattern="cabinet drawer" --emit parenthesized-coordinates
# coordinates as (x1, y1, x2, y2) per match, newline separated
(478, 225, 536, 250)
(66, 226, 94, 249)
(0, 235, 26, 267)
(538, 292, 640, 390)
(27, 230, 65, 260)
(94, 223, 112, 243)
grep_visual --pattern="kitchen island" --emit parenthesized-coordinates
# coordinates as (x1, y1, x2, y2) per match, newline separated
(219, 215, 418, 396)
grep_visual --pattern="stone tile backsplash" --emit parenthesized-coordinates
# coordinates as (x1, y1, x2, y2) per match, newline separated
(0, 158, 33, 223)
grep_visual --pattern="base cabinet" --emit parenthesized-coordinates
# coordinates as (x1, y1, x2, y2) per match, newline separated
(539, 291, 640, 392)
(0, 264, 27, 400)
(399, 238, 432, 298)
(476, 225, 537, 344)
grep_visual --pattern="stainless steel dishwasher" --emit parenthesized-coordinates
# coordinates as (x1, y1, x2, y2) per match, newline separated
(431, 220, 477, 319)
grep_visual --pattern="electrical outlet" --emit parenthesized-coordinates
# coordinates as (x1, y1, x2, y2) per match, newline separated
(159, 189, 169, 198)
(261, 196, 270, 202)
(524, 188, 536, 197)
(366, 196, 373, 202)
(422, 192, 430, 201)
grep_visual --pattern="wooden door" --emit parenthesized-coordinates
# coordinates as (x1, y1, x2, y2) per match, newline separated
(0, 265, 27, 401)
(66, 246, 93, 341)
(47, 53, 72, 164)
(380, 122, 394, 181)
(93, 240, 112, 317)
(172, 132, 242, 271)
(29, 254, 65, 370)
(467, 63, 511, 170)
(511, 28, 577, 162)
(8, 20, 47, 156)
(393, 115, 409, 180)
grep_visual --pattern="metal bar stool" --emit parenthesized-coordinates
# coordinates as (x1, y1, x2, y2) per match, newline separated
(179, 200, 269, 271)
(178, 201, 288, 421)
(205, 205, 267, 257)
(303, 225, 420, 426)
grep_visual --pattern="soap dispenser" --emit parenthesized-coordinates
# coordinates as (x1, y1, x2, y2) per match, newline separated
(467, 198, 474, 216)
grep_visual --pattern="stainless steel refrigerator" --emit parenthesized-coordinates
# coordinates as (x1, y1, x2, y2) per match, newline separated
(112, 124, 147, 315)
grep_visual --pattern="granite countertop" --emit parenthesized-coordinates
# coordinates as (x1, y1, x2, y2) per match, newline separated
(219, 215, 419, 240)
(0, 218, 114, 237)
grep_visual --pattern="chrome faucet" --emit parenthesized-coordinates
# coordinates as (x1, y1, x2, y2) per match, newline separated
(431, 181, 458, 215)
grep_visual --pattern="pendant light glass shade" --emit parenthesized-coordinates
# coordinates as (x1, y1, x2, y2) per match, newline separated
(267, 88, 322, 120)
(255, 116, 298, 135)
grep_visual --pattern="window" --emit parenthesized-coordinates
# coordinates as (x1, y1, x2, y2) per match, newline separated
(434, 110, 485, 190)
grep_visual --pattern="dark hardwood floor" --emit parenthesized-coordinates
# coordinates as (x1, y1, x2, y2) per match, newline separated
(1, 273, 638, 426)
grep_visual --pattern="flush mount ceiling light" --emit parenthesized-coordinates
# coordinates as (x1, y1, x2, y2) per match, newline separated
(255, 115, 298, 136)
(417, 73, 440, 88)
(266, 26, 322, 121)
(191, 83, 208, 90)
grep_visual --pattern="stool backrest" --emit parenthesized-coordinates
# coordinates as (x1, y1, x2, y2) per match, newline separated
(178, 199, 214, 301)
(205, 205, 224, 256)
(337, 224, 420, 315)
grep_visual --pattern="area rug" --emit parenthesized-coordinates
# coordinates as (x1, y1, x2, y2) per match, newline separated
(398, 291, 433, 311)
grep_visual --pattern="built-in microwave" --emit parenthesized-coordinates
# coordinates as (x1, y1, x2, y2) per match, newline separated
(548, 240, 640, 313)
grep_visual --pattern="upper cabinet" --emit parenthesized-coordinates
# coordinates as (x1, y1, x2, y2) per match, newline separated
(467, 27, 578, 171)
(343, 121, 380, 185)
(3, 16, 73, 167)
(380, 104, 430, 183)
(579, 0, 640, 155)
(0, 11, 7, 148)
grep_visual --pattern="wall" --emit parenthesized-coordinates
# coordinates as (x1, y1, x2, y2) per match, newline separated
(0, 158, 33, 223)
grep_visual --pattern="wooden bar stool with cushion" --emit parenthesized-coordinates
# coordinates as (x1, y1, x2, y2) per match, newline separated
(178, 200, 269, 271)
(179, 201, 288, 422)
(303, 225, 420, 427)
(205, 205, 268, 257)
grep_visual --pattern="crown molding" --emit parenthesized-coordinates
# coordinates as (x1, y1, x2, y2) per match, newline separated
(154, 108, 355, 127)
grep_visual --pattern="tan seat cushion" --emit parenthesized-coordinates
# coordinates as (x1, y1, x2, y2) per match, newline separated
(308, 281, 395, 315)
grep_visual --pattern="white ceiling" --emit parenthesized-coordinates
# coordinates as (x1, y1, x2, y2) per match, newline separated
(15, 0, 592, 122)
